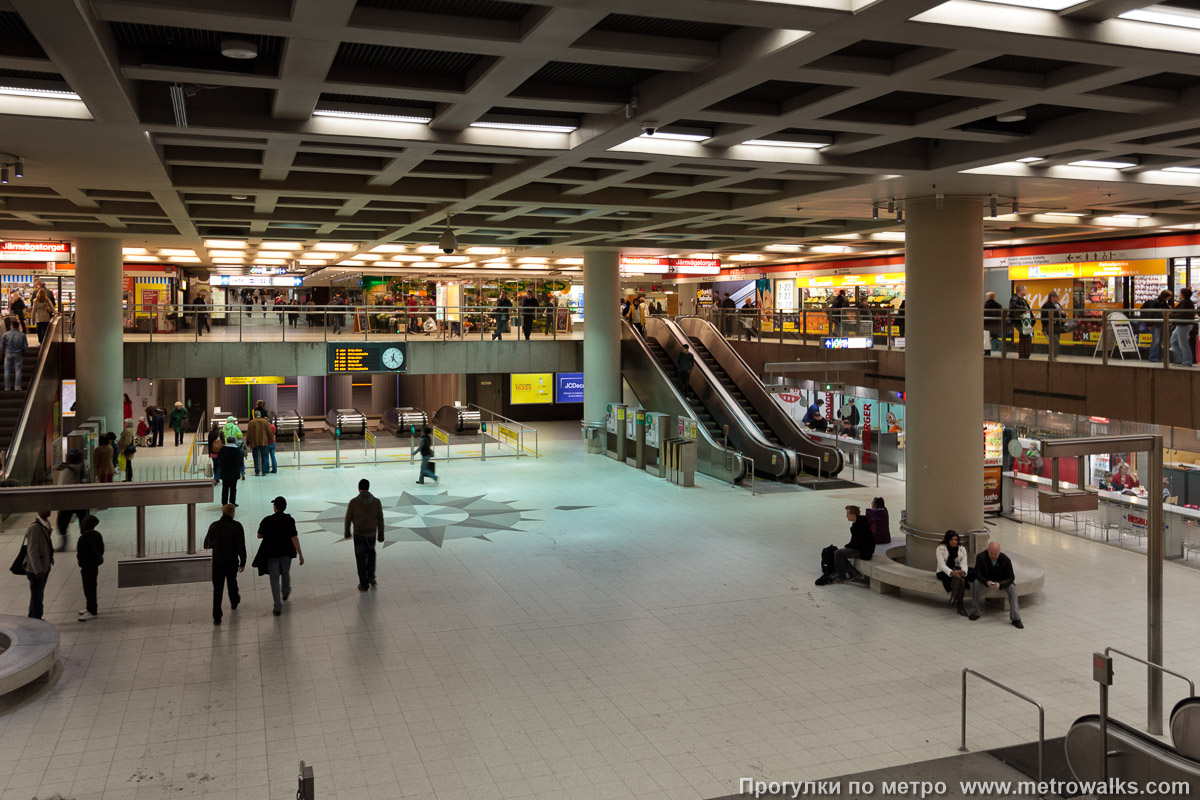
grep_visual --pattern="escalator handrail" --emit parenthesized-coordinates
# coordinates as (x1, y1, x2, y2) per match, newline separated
(2, 315, 62, 484)
(619, 320, 746, 481)
(1067, 713, 1200, 780)
(649, 317, 792, 477)
(676, 315, 845, 477)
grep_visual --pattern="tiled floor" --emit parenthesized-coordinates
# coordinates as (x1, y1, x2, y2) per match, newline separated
(1, 423, 1196, 799)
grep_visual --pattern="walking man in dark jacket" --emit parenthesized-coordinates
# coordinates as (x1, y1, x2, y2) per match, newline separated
(204, 504, 246, 624)
(345, 479, 385, 591)
(416, 426, 437, 484)
(217, 437, 244, 505)
(984, 292, 1003, 355)
(969, 541, 1023, 628)
(1009, 285, 1033, 358)
(520, 289, 538, 340)
(675, 344, 695, 392)
(833, 505, 875, 583)
(76, 515, 104, 621)
(254, 497, 303, 616)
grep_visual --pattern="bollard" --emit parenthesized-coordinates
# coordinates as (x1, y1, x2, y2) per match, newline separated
(634, 410, 646, 471)
(186, 503, 196, 554)
(136, 505, 146, 558)
(614, 404, 628, 464)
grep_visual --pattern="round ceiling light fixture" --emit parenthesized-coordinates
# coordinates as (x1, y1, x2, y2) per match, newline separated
(220, 39, 259, 60)
(996, 109, 1027, 123)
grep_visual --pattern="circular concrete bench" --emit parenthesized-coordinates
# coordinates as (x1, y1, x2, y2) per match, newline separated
(0, 615, 59, 695)
(858, 545, 1045, 609)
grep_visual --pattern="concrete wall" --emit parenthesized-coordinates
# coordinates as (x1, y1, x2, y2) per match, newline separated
(119, 340, 583, 379)
(730, 341, 1195, 429)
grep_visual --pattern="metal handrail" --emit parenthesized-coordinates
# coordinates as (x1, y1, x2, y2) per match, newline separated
(1103, 646, 1197, 730)
(186, 411, 206, 475)
(2, 314, 62, 484)
(960, 668, 1045, 786)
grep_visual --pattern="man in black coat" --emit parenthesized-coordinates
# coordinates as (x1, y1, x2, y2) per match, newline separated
(519, 289, 538, 340)
(204, 504, 246, 624)
(969, 541, 1023, 628)
(833, 504, 875, 582)
(984, 292, 1004, 355)
(674, 344, 695, 392)
(76, 515, 104, 621)
(217, 437, 244, 506)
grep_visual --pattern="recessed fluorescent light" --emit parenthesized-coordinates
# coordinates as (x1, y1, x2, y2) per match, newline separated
(435, 255, 469, 262)
(391, 255, 425, 262)
(470, 121, 577, 133)
(160, 249, 196, 256)
(976, 0, 1087, 9)
(350, 254, 381, 261)
(259, 241, 301, 249)
(517, 257, 547, 264)
(639, 132, 710, 142)
(298, 259, 327, 266)
(483, 258, 510, 264)
(825, 234, 862, 241)
(810, 245, 853, 253)
(252, 258, 289, 265)
(1113, 213, 1149, 219)
(743, 137, 831, 149)
(371, 245, 408, 253)
(313, 109, 432, 124)
(211, 257, 247, 264)
(416, 245, 443, 254)
(1069, 159, 1138, 169)
(313, 242, 355, 251)
(122, 247, 147, 255)
(208, 250, 247, 259)
(466, 247, 503, 255)
(122, 255, 160, 262)
(729, 254, 764, 261)
(766, 244, 805, 252)
(1045, 211, 1086, 217)
(203, 239, 246, 249)
(555, 257, 584, 265)
(1120, 5, 1200, 29)
(872, 232, 906, 241)
(0, 85, 81, 100)
(1163, 166, 1200, 174)
(168, 256, 201, 263)
(1016, 156, 1045, 163)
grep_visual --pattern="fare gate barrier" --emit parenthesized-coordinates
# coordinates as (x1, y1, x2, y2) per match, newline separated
(663, 438, 697, 487)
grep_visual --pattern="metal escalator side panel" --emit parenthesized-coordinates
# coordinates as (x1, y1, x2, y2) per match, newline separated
(1171, 698, 1200, 760)
(1066, 713, 1200, 787)
(677, 316, 845, 478)
(653, 317, 791, 479)
(619, 321, 746, 483)
(2, 315, 63, 485)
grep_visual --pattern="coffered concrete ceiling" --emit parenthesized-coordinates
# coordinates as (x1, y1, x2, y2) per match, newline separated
(2, 0, 1200, 273)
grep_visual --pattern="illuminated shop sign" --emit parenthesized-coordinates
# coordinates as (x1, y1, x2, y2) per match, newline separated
(0, 241, 71, 262)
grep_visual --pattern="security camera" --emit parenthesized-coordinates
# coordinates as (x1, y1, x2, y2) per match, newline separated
(641, 121, 658, 136)
(439, 216, 457, 253)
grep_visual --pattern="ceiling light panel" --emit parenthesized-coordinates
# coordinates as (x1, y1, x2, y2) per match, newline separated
(122, 247, 148, 255)
(159, 249, 196, 256)
(1068, 159, 1138, 168)
(975, 0, 1087, 9)
(313, 109, 432, 124)
(470, 121, 577, 133)
(0, 86, 81, 99)
(208, 250, 247, 258)
(313, 242, 355, 251)
(259, 241, 301, 249)
(1120, 5, 1200, 29)
(203, 239, 246, 248)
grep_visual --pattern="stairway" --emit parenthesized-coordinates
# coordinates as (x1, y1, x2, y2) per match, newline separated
(688, 337, 782, 446)
(0, 344, 39, 452)
(645, 338, 725, 442)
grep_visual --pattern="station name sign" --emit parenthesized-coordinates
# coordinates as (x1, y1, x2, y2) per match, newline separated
(0, 241, 71, 262)
(619, 255, 721, 275)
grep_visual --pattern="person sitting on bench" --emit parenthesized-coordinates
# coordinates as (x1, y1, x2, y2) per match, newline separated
(968, 541, 1024, 629)
(833, 505, 875, 583)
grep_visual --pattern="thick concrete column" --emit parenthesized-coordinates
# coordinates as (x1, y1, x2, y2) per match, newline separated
(74, 238, 124, 433)
(904, 198, 984, 569)
(583, 250, 620, 432)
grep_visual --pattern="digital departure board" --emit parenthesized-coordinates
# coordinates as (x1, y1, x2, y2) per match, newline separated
(326, 343, 407, 373)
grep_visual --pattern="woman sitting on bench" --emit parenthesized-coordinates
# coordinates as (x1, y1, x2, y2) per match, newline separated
(934, 530, 971, 617)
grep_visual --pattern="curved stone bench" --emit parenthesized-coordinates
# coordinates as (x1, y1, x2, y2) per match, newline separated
(858, 546, 1045, 609)
(0, 615, 59, 695)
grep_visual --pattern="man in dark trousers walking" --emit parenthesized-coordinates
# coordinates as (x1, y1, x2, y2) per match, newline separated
(76, 515, 104, 621)
(520, 289, 539, 340)
(204, 504, 246, 625)
(217, 437, 244, 505)
(675, 343, 694, 393)
(344, 479, 385, 591)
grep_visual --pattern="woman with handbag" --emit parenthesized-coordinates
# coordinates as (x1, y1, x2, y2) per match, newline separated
(1009, 285, 1033, 359)
(117, 419, 136, 483)
(934, 530, 970, 617)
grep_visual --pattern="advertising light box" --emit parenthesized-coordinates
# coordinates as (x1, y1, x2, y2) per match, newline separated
(555, 372, 584, 403)
(510, 373, 553, 404)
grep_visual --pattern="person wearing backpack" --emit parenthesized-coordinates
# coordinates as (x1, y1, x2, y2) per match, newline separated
(76, 515, 104, 621)
(416, 425, 437, 484)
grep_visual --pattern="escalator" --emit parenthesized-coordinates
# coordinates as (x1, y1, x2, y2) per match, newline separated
(619, 320, 746, 484)
(1066, 713, 1200, 789)
(676, 316, 844, 479)
(1, 316, 64, 485)
(634, 317, 792, 480)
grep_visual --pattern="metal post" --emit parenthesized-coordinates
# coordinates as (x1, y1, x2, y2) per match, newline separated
(136, 505, 146, 558)
(481, 428, 486, 461)
(1149, 434, 1164, 735)
(334, 432, 340, 468)
(1101, 310, 1110, 366)
(186, 503, 196, 554)
(1100, 681, 1109, 782)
